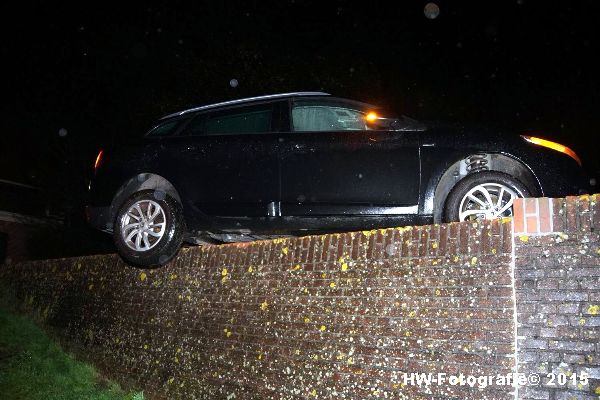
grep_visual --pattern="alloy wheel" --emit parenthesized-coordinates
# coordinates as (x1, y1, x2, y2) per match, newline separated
(458, 183, 519, 221)
(120, 199, 167, 251)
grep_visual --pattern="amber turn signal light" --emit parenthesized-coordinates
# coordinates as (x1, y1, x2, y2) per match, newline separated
(365, 112, 378, 122)
(521, 136, 582, 166)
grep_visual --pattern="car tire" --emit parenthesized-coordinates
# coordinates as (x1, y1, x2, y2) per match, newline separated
(113, 190, 185, 267)
(443, 171, 530, 222)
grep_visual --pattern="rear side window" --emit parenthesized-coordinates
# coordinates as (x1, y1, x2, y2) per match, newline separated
(292, 100, 370, 132)
(146, 118, 186, 137)
(183, 103, 273, 136)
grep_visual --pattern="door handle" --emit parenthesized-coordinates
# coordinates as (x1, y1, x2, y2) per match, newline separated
(291, 143, 314, 154)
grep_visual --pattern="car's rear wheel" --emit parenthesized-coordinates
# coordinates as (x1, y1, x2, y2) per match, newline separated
(113, 190, 185, 267)
(443, 171, 530, 222)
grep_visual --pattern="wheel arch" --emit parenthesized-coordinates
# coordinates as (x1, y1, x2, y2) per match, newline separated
(108, 173, 182, 230)
(432, 153, 542, 223)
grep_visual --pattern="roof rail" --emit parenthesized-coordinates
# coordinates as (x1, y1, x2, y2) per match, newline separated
(160, 92, 330, 120)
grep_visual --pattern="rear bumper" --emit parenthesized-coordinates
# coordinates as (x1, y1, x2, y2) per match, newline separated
(85, 205, 112, 233)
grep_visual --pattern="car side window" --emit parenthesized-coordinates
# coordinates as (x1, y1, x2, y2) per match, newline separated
(146, 118, 187, 137)
(183, 103, 273, 136)
(292, 100, 370, 132)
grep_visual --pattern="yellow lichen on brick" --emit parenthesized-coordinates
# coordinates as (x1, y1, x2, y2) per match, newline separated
(329, 282, 336, 288)
(341, 262, 348, 271)
(519, 235, 529, 242)
(431, 242, 438, 249)
(282, 247, 288, 255)
(221, 268, 228, 276)
(470, 257, 478, 265)
(435, 289, 441, 296)
(587, 305, 599, 315)
(168, 377, 174, 384)
(247, 266, 254, 273)
(304, 317, 310, 323)
(292, 264, 301, 271)
(139, 272, 146, 282)
(595, 386, 600, 395)
(319, 325, 327, 332)
(408, 310, 416, 317)
(260, 301, 268, 311)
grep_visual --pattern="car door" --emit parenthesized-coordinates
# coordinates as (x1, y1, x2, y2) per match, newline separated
(157, 101, 285, 218)
(279, 98, 421, 216)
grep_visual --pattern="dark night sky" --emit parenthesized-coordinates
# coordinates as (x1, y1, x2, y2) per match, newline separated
(2, 0, 599, 191)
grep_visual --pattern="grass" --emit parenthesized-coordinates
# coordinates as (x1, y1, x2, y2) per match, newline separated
(0, 290, 144, 400)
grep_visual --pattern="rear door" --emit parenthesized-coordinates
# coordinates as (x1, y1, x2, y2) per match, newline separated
(157, 101, 285, 218)
(279, 98, 420, 216)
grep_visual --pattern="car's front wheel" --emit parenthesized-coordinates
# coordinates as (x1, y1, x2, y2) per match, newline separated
(443, 171, 530, 222)
(113, 190, 185, 267)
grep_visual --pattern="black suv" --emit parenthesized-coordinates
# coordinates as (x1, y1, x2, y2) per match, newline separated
(86, 92, 592, 266)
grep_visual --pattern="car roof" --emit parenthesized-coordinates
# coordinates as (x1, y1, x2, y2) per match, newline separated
(159, 91, 331, 120)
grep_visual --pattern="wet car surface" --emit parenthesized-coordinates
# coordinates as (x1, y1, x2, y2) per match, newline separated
(86, 92, 593, 266)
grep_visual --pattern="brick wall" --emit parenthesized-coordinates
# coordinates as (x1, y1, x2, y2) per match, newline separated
(513, 195, 600, 400)
(0, 220, 516, 400)
(1, 194, 598, 399)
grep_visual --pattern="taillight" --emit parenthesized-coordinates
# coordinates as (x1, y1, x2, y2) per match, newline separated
(94, 150, 104, 172)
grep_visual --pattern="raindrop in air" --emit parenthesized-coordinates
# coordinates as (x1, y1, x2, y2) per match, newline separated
(229, 79, 239, 88)
(424, 2, 440, 19)
(58, 128, 68, 137)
